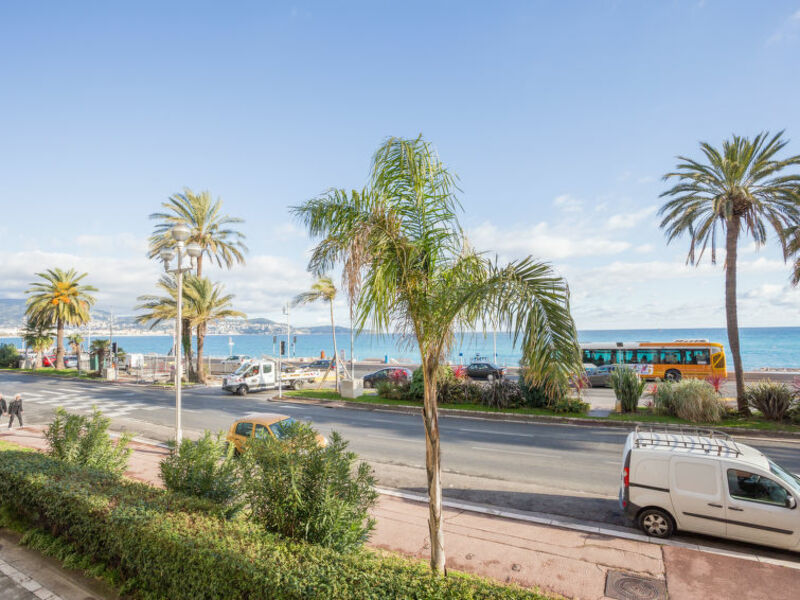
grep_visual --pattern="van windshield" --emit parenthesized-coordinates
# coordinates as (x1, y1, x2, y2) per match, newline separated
(768, 459, 800, 494)
(233, 362, 253, 376)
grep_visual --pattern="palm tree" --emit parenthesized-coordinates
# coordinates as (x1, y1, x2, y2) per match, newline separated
(183, 276, 246, 383)
(293, 277, 341, 392)
(21, 319, 54, 370)
(134, 276, 193, 373)
(90, 339, 110, 374)
(67, 333, 84, 371)
(25, 268, 97, 370)
(293, 136, 581, 574)
(148, 189, 248, 380)
(659, 132, 800, 412)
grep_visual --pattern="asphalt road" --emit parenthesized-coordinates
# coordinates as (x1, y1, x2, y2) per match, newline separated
(3, 371, 800, 560)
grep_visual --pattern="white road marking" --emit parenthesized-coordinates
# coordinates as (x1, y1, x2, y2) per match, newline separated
(368, 433, 420, 443)
(457, 427, 535, 438)
(471, 445, 559, 458)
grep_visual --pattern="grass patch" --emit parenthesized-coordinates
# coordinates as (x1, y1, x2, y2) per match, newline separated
(284, 390, 592, 418)
(0, 367, 100, 380)
(0, 439, 33, 452)
(285, 391, 800, 432)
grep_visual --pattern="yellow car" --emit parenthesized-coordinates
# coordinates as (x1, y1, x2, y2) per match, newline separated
(226, 412, 327, 454)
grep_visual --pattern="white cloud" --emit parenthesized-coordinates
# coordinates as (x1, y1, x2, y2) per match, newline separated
(606, 206, 657, 230)
(469, 222, 629, 260)
(553, 194, 582, 212)
(766, 9, 800, 45)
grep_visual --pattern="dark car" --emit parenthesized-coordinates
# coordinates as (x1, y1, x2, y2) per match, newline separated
(363, 367, 412, 388)
(302, 359, 344, 373)
(585, 364, 620, 387)
(466, 362, 504, 381)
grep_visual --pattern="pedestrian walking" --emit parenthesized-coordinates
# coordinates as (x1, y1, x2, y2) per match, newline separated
(0, 393, 6, 416)
(8, 394, 22, 428)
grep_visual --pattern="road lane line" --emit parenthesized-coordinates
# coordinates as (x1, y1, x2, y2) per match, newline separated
(471, 445, 561, 458)
(456, 427, 535, 438)
(368, 434, 420, 443)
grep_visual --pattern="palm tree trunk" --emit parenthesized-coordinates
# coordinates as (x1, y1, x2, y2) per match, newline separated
(197, 323, 206, 383)
(330, 301, 339, 393)
(56, 318, 65, 370)
(422, 357, 446, 574)
(725, 218, 748, 414)
(182, 319, 196, 382)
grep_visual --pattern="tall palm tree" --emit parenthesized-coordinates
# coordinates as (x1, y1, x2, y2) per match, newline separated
(183, 276, 246, 383)
(659, 132, 800, 412)
(67, 333, 84, 372)
(293, 136, 581, 574)
(25, 268, 97, 370)
(134, 276, 193, 373)
(148, 189, 248, 380)
(90, 339, 110, 374)
(21, 319, 54, 370)
(293, 277, 340, 392)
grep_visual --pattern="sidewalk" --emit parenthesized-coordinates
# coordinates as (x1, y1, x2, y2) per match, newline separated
(3, 426, 800, 599)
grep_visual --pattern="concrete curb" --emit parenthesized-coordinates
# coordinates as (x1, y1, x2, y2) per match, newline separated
(377, 487, 800, 571)
(1, 369, 214, 390)
(275, 395, 800, 440)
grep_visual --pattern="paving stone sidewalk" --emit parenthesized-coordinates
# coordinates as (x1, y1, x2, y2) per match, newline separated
(3, 425, 800, 599)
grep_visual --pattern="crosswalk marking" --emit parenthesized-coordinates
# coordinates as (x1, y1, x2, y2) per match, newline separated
(22, 389, 162, 418)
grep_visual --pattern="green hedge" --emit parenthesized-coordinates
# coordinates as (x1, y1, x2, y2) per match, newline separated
(0, 450, 547, 600)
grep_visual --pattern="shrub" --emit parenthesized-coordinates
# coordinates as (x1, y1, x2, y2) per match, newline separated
(452, 365, 468, 380)
(609, 367, 645, 413)
(0, 344, 18, 368)
(44, 406, 132, 476)
(0, 450, 542, 600)
(438, 380, 483, 405)
(746, 381, 796, 421)
(550, 398, 590, 414)
(706, 374, 726, 393)
(480, 380, 525, 409)
(159, 430, 241, 518)
(650, 381, 674, 416)
(518, 381, 553, 408)
(239, 421, 378, 553)
(670, 379, 725, 423)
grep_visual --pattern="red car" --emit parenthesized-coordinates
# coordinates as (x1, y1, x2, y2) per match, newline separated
(42, 355, 56, 367)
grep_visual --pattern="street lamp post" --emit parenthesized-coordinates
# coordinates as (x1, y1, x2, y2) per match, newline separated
(159, 224, 202, 444)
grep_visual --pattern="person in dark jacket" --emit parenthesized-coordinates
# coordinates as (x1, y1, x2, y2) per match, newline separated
(0, 393, 6, 416)
(8, 394, 22, 428)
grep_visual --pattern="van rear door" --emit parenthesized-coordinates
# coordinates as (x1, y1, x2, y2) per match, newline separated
(669, 457, 725, 536)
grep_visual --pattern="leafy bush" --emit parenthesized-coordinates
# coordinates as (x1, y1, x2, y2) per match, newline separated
(44, 406, 132, 476)
(438, 380, 484, 405)
(670, 379, 725, 423)
(550, 398, 590, 414)
(519, 381, 551, 408)
(239, 421, 378, 553)
(609, 367, 645, 413)
(746, 381, 796, 421)
(0, 450, 542, 600)
(0, 344, 19, 368)
(159, 430, 241, 518)
(406, 366, 455, 402)
(650, 381, 674, 416)
(480, 380, 525, 409)
(706, 374, 726, 393)
(376, 379, 409, 400)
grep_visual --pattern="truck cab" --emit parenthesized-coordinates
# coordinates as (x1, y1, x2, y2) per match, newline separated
(222, 359, 276, 396)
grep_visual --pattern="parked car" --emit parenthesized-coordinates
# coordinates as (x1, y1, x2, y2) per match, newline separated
(226, 413, 327, 454)
(363, 367, 413, 388)
(222, 355, 251, 366)
(301, 359, 344, 373)
(466, 362, 504, 381)
(42, 355, 56, 367)
(63, 355, 78, 369)
(620, 427, 800, 551)
(585, 364, 620, 387)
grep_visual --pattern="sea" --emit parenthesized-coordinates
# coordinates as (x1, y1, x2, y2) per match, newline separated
(2, 327, 799, 370)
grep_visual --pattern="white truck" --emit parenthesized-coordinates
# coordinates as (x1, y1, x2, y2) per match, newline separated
(221, 358, 320, 396)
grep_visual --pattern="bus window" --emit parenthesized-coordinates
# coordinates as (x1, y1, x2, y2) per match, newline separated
(659, 350, 683, 365)
(589, 350, 613, 366)
(582, 350, 592, 363)
(622, 350, 637, 364)
(685, 349, 710, 365)
(636, 349, 656, 364)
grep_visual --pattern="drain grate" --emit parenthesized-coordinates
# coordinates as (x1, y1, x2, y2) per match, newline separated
(604, 570, 667, 600)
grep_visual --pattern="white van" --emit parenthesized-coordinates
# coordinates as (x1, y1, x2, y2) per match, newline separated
(620, 427, 800, 551)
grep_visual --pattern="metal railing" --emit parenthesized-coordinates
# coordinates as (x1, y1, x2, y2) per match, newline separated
(633, 424, 742, 457)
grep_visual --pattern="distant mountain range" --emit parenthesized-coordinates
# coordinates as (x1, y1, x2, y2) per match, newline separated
(0, 299, 349, 335)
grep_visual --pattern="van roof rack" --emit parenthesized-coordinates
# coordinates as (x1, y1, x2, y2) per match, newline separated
(633, 425, 742, 457)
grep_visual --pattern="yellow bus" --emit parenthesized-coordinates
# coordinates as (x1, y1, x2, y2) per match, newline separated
(580, 339, 727, 382)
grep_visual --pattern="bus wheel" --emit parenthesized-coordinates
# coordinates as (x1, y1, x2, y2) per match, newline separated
(294, 381, 304, 391)
(664, 369, 682, 382)
(237, 385, 248, 396)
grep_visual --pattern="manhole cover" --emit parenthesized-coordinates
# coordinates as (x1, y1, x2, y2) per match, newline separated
(605, 570, 667, 600)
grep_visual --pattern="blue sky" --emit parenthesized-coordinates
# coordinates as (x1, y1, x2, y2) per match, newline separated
(1, 1, 800, 329)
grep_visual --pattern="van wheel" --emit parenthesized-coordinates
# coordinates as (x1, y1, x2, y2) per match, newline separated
(237, 385, 248, 396)
(293, 381, 304, 391)
(664, 369, 682, 382)
(638, 508, 674, 538)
